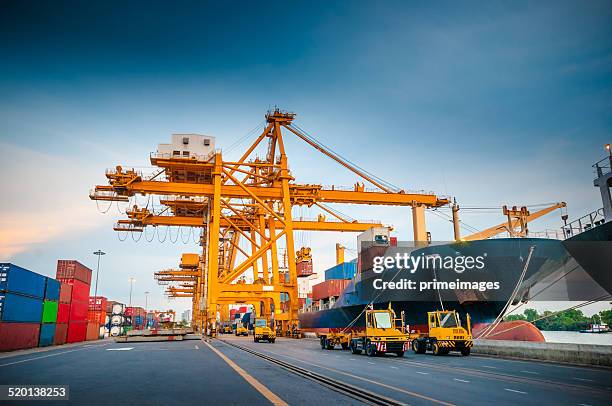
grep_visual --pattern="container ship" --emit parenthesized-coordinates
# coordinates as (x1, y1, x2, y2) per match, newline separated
(299, 152, 612, 341)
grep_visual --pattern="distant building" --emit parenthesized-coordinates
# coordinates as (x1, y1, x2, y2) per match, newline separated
(181, 309, 192, 323)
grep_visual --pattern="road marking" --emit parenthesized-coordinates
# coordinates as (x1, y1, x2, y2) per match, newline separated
(482, 365, 497, 369)
(520, 370, 539, 375)
(416, 371, 429, 375)
(504, 388, 527, 394)
(578, 403, 592, 406)
(0, 345, 101, 367)
(106, 347, 134, 351)
(195, 345, 199, 350)
(367, 361, 375, 365)
(390, 366, 398, 369)
(349, 358, 356, 360)
(573, 377, 594, 382)
(204, 341, 288, 406)
(454, 379, 470, 383)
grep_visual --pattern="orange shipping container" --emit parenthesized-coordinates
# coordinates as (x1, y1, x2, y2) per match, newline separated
(312, 279, 350, 301)
(86, 321, 99, 341)
(87, 310, 105, 325)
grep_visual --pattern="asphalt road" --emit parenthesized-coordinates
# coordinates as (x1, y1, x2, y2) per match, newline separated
(217, 335, 612, 406)
(1, 336, 610, 406)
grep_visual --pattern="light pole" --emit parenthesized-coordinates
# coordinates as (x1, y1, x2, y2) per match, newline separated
(93, 250, 106, 302)
(128, 277, 136, 307)
(144, 291, 150, 312)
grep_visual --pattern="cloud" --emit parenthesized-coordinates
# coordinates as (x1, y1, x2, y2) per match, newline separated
(0, 142, 106, 259)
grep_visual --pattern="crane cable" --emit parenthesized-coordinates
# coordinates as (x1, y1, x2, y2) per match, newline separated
(290, 123, 402, 193)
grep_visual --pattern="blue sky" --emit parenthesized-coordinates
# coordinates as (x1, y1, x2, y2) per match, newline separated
(1, 1, 611, 314)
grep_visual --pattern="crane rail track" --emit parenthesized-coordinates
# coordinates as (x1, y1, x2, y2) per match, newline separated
(218, 339, 407, 406)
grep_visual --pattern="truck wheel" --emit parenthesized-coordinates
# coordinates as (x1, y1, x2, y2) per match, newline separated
(432, 342, 441, 356)
(254, 338, 259, 343)
(270, 339, 275, 344)
(412, 339, 425, 354)
(366, 342, 376, 357)
(461, 347, 470, 356)
(320, 337, 326, 349)
(350, 341, 362, 355)
(341, 343, 349, 350)
(395, 351, 405, 358)
(325, 338, 334, 350)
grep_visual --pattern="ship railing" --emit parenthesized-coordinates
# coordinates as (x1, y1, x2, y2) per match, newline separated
(529, 229, 564, 240)
(150, 150, 216, 162)
(562, 208, 606, 239)
(593, 156, 612, 179)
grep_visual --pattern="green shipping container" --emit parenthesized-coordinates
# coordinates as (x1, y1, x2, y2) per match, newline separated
(42, 300, 58, 323)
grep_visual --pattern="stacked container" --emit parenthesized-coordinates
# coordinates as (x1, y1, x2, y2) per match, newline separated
(0, 263, 46, 351)
(39, 277, 60, 347)
(125, 307, 146, 330)
(56, 260, 92, 343)
(312, 279, 351, 301)
(87, 296, 107, 340)
(109, 302, 126, 337)
(54, 282, 72, 345)
(324, 261, 357, 280)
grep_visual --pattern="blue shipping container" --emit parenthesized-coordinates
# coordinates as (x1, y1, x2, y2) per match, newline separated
(324, 261, 357, 280)
(0, 292, 43, 322)
(0, 263, 46, 299)
(44, 278, 61, 301)
(39, 323, 56, 347)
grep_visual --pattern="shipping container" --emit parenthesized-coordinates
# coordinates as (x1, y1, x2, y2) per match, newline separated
(54, 323, 68, 345)
(39, 323, 56, 347)
(42, 300, 58, 323)
(0, 263, 46, 299)
(57, 303, 70, 324)
(238, 306, 248, 313)
(0, 322, 40, 351)
(56, 260, 92, 285)
(44, 278, 61, 301)
(297, 261, 314, 277)
(69, 301, 88, 322)
(59, 283, 72, 304)
(311, 279, 351, 301)
(66, 321, 87, 343)
(0, 293, 43, 322)
(111, 303, 125, 315)
(324, 261, 357, 281)
(57, 279, 90, 303)
(86, 321, 99, 341)
(88, 296, 107, 311)
(87, 310, 105, 325)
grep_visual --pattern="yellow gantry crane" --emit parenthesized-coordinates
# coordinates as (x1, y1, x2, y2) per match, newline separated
(90, 109, 449, 334)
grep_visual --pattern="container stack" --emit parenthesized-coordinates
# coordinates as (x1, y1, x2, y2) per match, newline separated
(126, 307, 146, 330)
(109, 302, 126, 337)
(146, 312, 159, 329)
(0, 263, 46, 351)
(54, 282, 72, 344)
(87, 296, 107, 340)
(56, 260, 92, 343)
(39, 277, 60, 347)
(324, 261, 357, 280)
(312, 279, 351, 301)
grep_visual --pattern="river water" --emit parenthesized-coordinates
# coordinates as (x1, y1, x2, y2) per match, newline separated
(542, 330, 612, 345)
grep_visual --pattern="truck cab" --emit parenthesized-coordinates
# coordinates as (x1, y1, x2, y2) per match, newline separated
(349, 306, 410, 357)
(412, 310, 472, 356)
(254, 317, 276, 343)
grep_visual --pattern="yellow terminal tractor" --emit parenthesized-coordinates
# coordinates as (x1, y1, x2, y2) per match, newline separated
(235, 323, 249, 336)
(254, 317, 276, 343)
(345, 304, 410, 357)
(411, 310, 472, 356)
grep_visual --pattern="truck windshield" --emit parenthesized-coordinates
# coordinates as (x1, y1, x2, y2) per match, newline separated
(255, 319, 267, 327)
(440, 312, 458, 328)
(373, 312, 392, 328)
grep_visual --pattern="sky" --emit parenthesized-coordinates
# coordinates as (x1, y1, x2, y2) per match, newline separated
(1, 1, 611, 316)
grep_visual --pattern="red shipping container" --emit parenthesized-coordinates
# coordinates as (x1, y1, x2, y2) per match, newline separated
(0, 322, 40, 351)
(298, 298, 306, 307)
(86, 321, 99, 341)
(69, 301, 88, 322)
(66, 321, 87, 343)
(57, 303, 70, 324)
(57, 279, 90, 303)
(312, 279, 350, 301)
(87, 310, 105, 325)
(125, 307, 134, 316)
(54, 323, 68, 345)
(238, 306, 247, 313)
(88, 296, 107, 311)
(56, 260, 92, 285)
(297, 261, 314, 277)
(59, 283, 73, 304)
